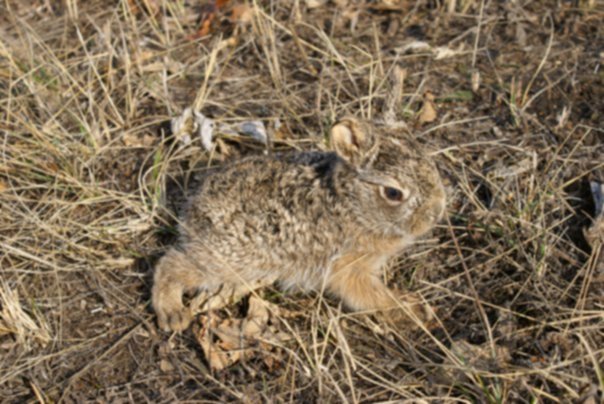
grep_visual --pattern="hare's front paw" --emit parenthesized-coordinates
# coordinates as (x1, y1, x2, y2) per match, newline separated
(153, 285, 193, 332)
(152, 249, 202, 332)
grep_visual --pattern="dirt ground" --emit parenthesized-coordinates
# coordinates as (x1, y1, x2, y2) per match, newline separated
(1, 0, 603, 402)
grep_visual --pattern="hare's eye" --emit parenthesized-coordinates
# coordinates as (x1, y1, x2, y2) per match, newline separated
(383, 186, 404, 202)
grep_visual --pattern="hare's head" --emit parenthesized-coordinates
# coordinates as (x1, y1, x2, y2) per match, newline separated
(330, 117, 445, 240)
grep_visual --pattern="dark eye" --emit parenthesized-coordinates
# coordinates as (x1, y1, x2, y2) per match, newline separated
(383, 186, 403, 202)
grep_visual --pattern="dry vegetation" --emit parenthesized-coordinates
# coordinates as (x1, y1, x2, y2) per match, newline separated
(1, 0, 603, 402)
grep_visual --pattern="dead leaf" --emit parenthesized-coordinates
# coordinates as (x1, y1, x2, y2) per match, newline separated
(238, 120, 268, 144)
(196, 316, 233, 371)
(585, 182, 604, 249)
(194, 295, 289, 372)
(471, 70, 481, 92)
(122, 132, 156, 147)
(229, 4, 253, 25)
(433, 45, 465, 60)
(396, 40, 432, 54)
(451, 340, 511, 370)
(191, 0, 232, 39)
(489, 153, 537, 179)
(369, 0, 404, 11)
(342, 8, 360, 32)
(305, 0, 327, 9)
(396, 41, 465, 60)
(171, 108, 215, 150)
(418, 92, 437, 124)
(199, 116, 216, 151)
(128, 0, 160, 16)
(214, 138, 233, 159)
(189, 276, 277, 315)
(272, 119, 292, 141)
(159, 359, 174, 372)
(539, 331, 575, 359)
(241, 296, 270, 337)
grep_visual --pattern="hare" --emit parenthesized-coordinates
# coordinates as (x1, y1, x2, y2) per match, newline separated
(152, 117, 446, 332)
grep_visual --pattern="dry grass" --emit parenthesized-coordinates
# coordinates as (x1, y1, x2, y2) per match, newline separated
(1, 0, 603, 402)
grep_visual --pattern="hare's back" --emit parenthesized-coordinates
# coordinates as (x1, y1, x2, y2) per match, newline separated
(180, 151, 346, 275)
(184, 151, 346, 235)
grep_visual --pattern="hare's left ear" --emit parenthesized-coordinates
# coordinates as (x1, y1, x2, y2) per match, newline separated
(329, 117, 377, 167)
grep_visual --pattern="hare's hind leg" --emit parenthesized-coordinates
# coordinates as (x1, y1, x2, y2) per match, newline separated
(152, 248, 206, 332)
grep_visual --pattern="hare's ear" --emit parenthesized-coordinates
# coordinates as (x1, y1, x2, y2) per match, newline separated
(329, 117, 376, 167)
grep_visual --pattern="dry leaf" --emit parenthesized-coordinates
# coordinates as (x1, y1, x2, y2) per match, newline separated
(471, 70, 481, 92)
(305, 0, 328, 8)
(159, 359, 174, 372)
(194, 296, 288, 372)
(489, 153, 537, 179)
(199, 116, 216, 151)
(128, 0, 160, 16)
(190, 276, 277, 315)
(396, 40, 432, 54)
(539, 331, 575, 359)
(369, 0, 404, 10)
(218, 121, 268, 145)
(171, 108, 194, 146)
(272, 119, 292, 141)
(433, 45, 464, 60)
(193, 0, 231, 39)
(587, 217, 604, 248)
(418, 92, 437, 124)
(171, 108, 215, 150)
(135, 50, 156, 65)
(191, 0, 246, 39)
(214, 138, 233, 159)
(346, 9, 361, 32)
(238, 121, 268, 144)
(196, 316, 234, 371)
(451, 340, 511, 370)
(584, 181, 604, 283)
(122, 132, 156, 147)
(396, 41, 465, 60)
(241, 296, 270, 337)
(584, 182, 604, 249)
(230, 4, 254, 25)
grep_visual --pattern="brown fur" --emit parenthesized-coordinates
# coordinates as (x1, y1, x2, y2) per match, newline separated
(152, 117, 446, 331)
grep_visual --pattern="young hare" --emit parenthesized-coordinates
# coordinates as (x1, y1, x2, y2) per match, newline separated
(153, 117, 446, 332)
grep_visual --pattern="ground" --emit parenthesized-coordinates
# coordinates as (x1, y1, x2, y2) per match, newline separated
(0, 0, 603, 402)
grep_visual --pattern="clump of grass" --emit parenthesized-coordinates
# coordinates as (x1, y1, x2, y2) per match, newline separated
(0, 280, 51, 350)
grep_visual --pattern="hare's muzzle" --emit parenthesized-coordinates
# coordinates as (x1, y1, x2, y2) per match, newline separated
(410, 195, 446, 237)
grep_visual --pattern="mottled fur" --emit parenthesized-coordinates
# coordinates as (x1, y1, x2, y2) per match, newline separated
(153, 117, 446, 331)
